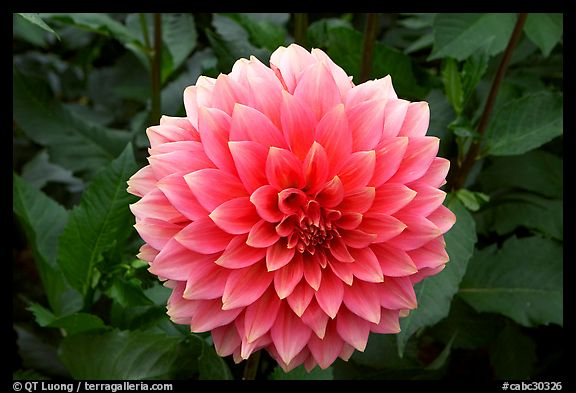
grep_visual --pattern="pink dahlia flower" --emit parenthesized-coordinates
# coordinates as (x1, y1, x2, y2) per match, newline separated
(127, 43, 456, 372)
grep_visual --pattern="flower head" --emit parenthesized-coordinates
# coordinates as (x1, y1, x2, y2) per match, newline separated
(127, 43, 456, 371)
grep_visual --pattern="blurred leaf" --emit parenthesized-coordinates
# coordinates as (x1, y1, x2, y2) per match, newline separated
(455, 189, 489, 212)
(224, 13, 287, 51)
(269, 365, 333, 380)
(425, 333, 456, 370)
(13, 369, 50, 380)
(483, 91, 563, 156)
(13, 13, 50, 47)
(404, 34, 434, 54)
(162, 13, 197, 74)
(477, 150, 563, 199)
(441, 58, 463, 114)
(15, 325, 69, 377)
(461, 51, 488, 105)
(22, 150, 83, 193)
(426, 89, 455, 157)
(58, 145, 138, 299)
(198, 343, 234, 380)
(396, 197, 477, 355)
(429, 13, 517, 61)
(13, 174, 82, 315)
(353, 333, 420, 369)
(307, 18, 353, 48)
(28, 303, 107, 335)
(475, 193, 563, 240)
(13, 68, 131, 175)
(59, 329, 202, 379)
(490, 323, 536, 379)
(524, 13, 563, 57)
(398, 13, 436, 29)
(17, 13, 60, 40)
(106, 278, 154, 308)
(460, 236, 563, 327)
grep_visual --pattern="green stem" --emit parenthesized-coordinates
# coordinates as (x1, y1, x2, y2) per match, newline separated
(242, 351, 261, 380)
(150, 13, 162, 126)
(294, 13, 308, 48)
(446, 13, 528, 192)
(139, 13, 151, 49)
(359, 13, 379, 83)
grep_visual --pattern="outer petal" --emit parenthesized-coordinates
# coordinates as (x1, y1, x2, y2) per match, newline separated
(270, 44, 316, 93)
(345, 76, 397, 107)
(410, 157, 450, 188)
(398, 101, 430, 137)
(370, 308, 401, 334)
(315, 104, 352, 174)
(157, 173, 209, 221)
(346, 99, 386, 151)
(371, 243, 418, 277)
(315, 270, 344, 319)
(294, 61, 341, 121)
(311, 48, 354, 97)
(301, 300, 329, 339)
(185, 168, 247, 212)
(134, 218, 183, 250)
(280, 90, 316, 160)
(188, 299, 243, 332)
(130, 188, 185, 224)
(381, 99, 410, 139)
(127, 165, 156, 197)
(222, 263, 273, 310)
(229, 104, 287, 148)
(348, 247, 384, 283)
(215, 234, 266, 269)
(148, 147, 214, 180)
(175, 218, 233, 254)
(358, 213, 407, 243)
(369, 183, 417, 215)
(407, 237, 449, 269)
(336, 307, 371, 351)
(149, 238, 215, 281)
(209, 197, 260, 235)
(387, 137, 440, 184)
(337, 187, 375, 213)
(302, 253, 322, 291)
(286, 280, 315, 317)
(426, 205, 457, 234)
(274, 252, 304, 299)
(371, 137, 409, 187)
(210, 73, 248, 115)
(308, 321, 344, 369)
(197, 107, 237, 174)
(397, 184, 446, 217)
(229, 141, 269, 193)
(342, 280, 381, 324)
(212, 324, 241, 357)
(379, 276, 418, 310)
(183, 260, 229, 300)
(388, 214, 443, 251)
(338, 151, 376, 193)
(244, 287, 282, 343)
(271, 303, 313, 365)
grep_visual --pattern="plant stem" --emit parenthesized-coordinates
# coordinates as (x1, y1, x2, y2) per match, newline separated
(446, 13, 528, 192)
(150, 13, 162, 126)
(139, 13, 151, 49)
(359, 13, 379, 83)
(242, 351, 261, 380)
(294, 13, 308, 48)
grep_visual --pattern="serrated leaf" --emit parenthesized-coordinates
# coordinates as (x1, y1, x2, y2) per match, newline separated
(58, 145, 138, 299)
(59, 329, 202, 379)
(490, 323, 536, 379)
(524, 13, 563, 57)
(13, 68, 131, 175)
(429, 13, 517, 61)
(397, 197, 477, 355)
(13, 174, 82, 315)
(162, 13, 197, 73)
(197, 342, 233, 380)
(22, 150, 83, 193)
(269, 365, 333, 380)
(459, 236, 563, 327)
(28, 303, 107, 335)
(483, 91, 563, 156)
(17, 13, 60, 40)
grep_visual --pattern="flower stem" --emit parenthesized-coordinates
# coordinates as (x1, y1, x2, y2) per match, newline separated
(139, 13, 151, 49)
(359, 13, 379, 83)
(150, 13, 163, 126)
(242, 351, 261, 380)
(446, 13, 528, 192)
(294, 13, 308, 48)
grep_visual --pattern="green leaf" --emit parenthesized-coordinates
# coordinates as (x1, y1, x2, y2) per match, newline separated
(353, 333, 420, 369)
(483, 91, 563, 156)
(224, 13, 287, 52)
(490, 323, 536, 379)
(524, 14, 563, 57)
(13, 68, 131, 175)
(459, 236, 563, 327)
(307, 18, 353, 48)
(429, 13, 517, 61)
(198, 343, 234, 380)
(425, 333, 456, 370)
(455, 189, 489, 212)
(269, 365, 333, 380)
(162, 13, 197, 73)
(13, 174, 82, 315)
(59, 329, 202, 379)
(477, 150, 563, 199)
(28, 303, 107, 335)
(22, 150, 83, 192)
(58, 145, 138, 298)
(441, 58, 463, 114)
(106, 278, 154, 308)
(13, 369, 50, 380)
(397, 197, 477, 355)
(461, 51, 488, 104)
(15, 325, 69, 377)
(17, 13, 60, 40)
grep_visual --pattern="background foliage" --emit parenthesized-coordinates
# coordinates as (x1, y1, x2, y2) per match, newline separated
(13, 13, 563, 381)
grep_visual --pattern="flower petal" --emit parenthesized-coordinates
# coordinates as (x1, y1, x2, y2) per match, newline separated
(229, 103, 287, 148)
(183, 260, 229, 300)
(328, 259, 354, 286)
(250, 185, 284, 223)
(340, 229, 377, 248)
(175, 218, 233, 254)
(157, 173, 209, 221)
(315, 176, 344, 208)
(388, 137, 439, 184)
(274, 252, 304, 299)
(303, 142, 330, 194)
(407, 237, 449, 269)
(303, 253, 322, 290)
(149, 238, 215, 281)
(294, 61, 342, 121)
(247, 220, 280, 248)
(371, 243, 418, 277)
(209, 197, 260, 235)
(345, 76, 397, 107)
(148, 148, 214, 180)
(370, 308, 401, 334)
(130, 188, 186, 224)
(244, 287, 282, 343)
(426, 205, 457, 234)
(134, 218, 183, 250)
(287, 280, 315, 317)
(222, 263, 274, 310)
(188, 299, 244, 332)
(369, 183, 417, 215)
(346, 99, 386, 151)
(337, 187, 375, 213)
(301, 300, 329, 339)
(381, 98, 409, 138)
(329, 235, 355, 263)
(371, 137, 409, 187)
(210, 73, 248, 115)
(387, 214, 443, 251)
(397, 184, 446, 217)
(359, 213, 407, 242)
(338, 150, 376, 193)
(315, 104, 352, 174)
(270, 44, 316, 93)
(215, 234, 266, 269)
(197, 106, 237, 174)
(315, 270, 344, 319)
(266, 147, 306, 190)
(127, 165, 156, 197)
(336, 307, 371, 351)
(281, 90, 316, 160)
(398, 101, 430, 137)
(342, 280, 381, 324)
(409, 157, 450, 188)
(379, 276, 418, 310)
(266, 237, 296, 271)
(311, 48, 354, 97)
(212, 324, 241, 357)
(308, 320, 344, 369)
(348, 247, 384, 283)
(228, 141, 269, 193)
(185, 168, 247, 213)
(271, 303, 312, 365)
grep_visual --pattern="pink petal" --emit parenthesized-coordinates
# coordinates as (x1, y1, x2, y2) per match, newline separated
(387, 213, 443, 251)
(273, 252, 304, 299)
(308, 320, 344, 369)
(210, 73, 248, 115)
(315, 104, 352, 174)
(268, 346, 310, 373)
(159, 115, 197, 134)
(130, 188, 186, 224)
(247, 220, 281, 248)
(345, 76, 397, 107)
(250, 185, 284, 223)
(359, 213, 407, 242)
(185, 168, 247, 213)
(148, 149, 215, 180)
(212, 324, 241, 357)
(348, 247, 384, 283)
(379, 276, 418, 310)
(197, 107, 237, 174)
(183, 86, 201, 129)
(239, 330, 272, 360)
(338, 151, 376, 193)
(328, 259, 354, 286)
(371, 137, 409, 187)
(266, 147, 306, 190)
(278, 188, 307, 215)
(127, 165, 156, 197)
(271, 303, 313, 365)
(335, 212, 363, 230)
(329, 235, 355, 263)
(244, 57, 284, 128)
(342, 280, 381, 324)
(409, 157, 450, 188)
(229, 103, 287, 148)
(336, 307, 371, 351)
(381, 99, 410, 138)
(369, 183, 417, 215)
(301, 300, 329, 339)
(302, 253, 322, 290)
(183, 260, 229, 300)
(407, 237, 449, 269)
(146, 124, 194, 148)
(337, 187, 376, 214)
(266, 237, 296, 271)
(410, 265, 446, 284)
(387, 137, 439, 184)
(209, 197, 260, 235)
(315, 270, 344, 319)
(287, 280, 315, 316)
(244, 287, 282, 343)
(157, 173, 209, 221)
(137, 244, 159, 263)
(311, 48, 354, 97)
(371, 243, 418, 277)
(303, 142, 330, 194)
(175, 218, 233, 254)
(188, 299, 244, 332)
(398, 101, 430, 137)
(215, 234, 266, 269)
(315, 176, 344, 208)
(426, 205, 457, 234)
(228, 141, 269, 193)
(222, 263, 273, 310)
(134, 218, 183, 250)
(339, 343, 356, 361)
(370, 308, 401, 334)
(149, 238, 214, 281)
(397, 184, 446, 217)
(340, 229, 377, 248)
(280, 90, 316, 160)
(270, 44, 316, 94)
(346, 99, 386, 151)
(294, 61, 341, 120)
